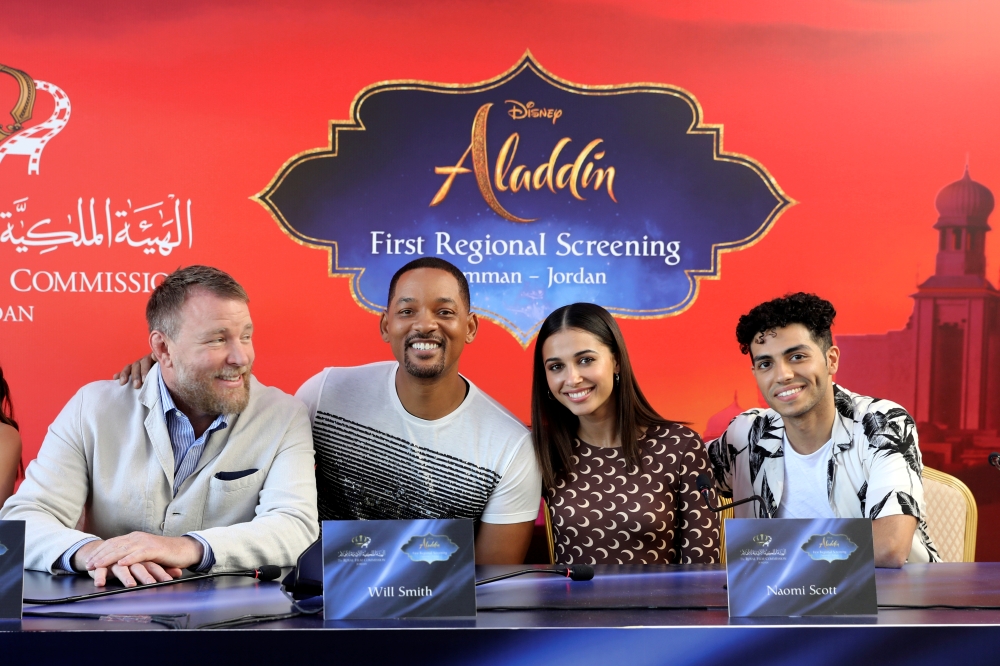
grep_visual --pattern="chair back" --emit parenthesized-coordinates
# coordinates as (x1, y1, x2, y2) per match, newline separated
(718, 505, 734, 565)
(922, 466, 977, 562)
(543, 497, 556, 565)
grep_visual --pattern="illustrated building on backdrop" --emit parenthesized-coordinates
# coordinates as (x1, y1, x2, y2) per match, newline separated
(836, 167, 998, 466)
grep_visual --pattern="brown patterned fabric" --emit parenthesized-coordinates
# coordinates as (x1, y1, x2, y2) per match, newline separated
(547, 422, 720, 564)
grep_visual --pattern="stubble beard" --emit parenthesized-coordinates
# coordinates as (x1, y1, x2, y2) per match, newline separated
(173, 361, 252, 415)
(402, 334, 447, 379)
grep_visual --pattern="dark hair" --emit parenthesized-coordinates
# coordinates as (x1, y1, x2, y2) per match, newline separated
(531, 303, 675, 489)
(146, 265, 249, 337)
(0, 366, 17, 431)
(387, 258, 470, 311)
(735, 292, 837, 356)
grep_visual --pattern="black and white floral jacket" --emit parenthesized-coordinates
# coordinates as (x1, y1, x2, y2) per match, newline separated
(706, 384, 940, 563)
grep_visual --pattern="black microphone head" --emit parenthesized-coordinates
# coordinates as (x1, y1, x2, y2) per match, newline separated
(256, 565, 282, 582)
(990, 452, 1000, 467)
(696, 473, 713, 493)
(568, 564, 594, 581)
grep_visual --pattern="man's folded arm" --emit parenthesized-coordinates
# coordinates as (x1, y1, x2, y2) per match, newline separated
(187, 404, 319, 570)
(0, 389, 99, 573)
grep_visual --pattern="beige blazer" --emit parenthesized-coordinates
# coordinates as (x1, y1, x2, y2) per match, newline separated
(0, 365, 318, 572)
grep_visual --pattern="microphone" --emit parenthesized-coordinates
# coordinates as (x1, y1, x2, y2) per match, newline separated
(24, 566, 281, 605)
(475, 564, 595, 586)
(696, 474, 770, 518)
(990, 453, 1000, 470)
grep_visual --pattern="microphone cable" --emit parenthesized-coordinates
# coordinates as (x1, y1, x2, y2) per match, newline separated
(23, 565, 281, 605)
(475, 564, 595, 586)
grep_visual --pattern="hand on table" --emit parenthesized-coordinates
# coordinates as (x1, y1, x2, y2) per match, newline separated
(73, 532, 203, 587)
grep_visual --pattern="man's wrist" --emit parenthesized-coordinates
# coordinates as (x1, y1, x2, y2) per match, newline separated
(183, 534, 215, 572)
(68, 538, 102, 572)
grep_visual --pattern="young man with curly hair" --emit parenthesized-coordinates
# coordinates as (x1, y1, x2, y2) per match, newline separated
(706, 293, 939, 567)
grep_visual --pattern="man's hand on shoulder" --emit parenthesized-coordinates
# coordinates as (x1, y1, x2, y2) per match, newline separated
(74, 532, 202, 586)
(113, 354, 156, 389)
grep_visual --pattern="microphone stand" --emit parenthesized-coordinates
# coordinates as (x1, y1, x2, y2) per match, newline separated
(695, 474, 769, 518)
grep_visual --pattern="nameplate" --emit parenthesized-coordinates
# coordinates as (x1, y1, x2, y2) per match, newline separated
(725, 518, 877, 617)
(322, 519, 476, 619)
(0, 520, 25, 620)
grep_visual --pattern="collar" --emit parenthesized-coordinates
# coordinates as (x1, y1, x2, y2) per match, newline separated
(759, 384, 854, 455)
(156, 369, 231, 429)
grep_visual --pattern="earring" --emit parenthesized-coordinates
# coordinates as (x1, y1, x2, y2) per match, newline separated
(614, 373, 620, 385)
(547, 390, 555, 400)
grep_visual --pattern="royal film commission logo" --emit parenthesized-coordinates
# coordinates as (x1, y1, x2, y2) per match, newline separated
(0, 63, 70, 176)
(337, 534, 386, 564)
(740, 533, 787, 562)
(256, 52, 792, 344)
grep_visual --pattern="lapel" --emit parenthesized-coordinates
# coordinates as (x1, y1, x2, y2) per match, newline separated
(747, 410, 785, 518)
(140, 364, 175, 488)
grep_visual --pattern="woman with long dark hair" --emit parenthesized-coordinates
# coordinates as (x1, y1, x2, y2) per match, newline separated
(532, 303, 718, 565)
(0, 365, 22, 506)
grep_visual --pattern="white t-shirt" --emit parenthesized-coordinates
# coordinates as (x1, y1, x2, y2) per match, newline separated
(776, 435, 836, 519)
(296, 361, 541, 525)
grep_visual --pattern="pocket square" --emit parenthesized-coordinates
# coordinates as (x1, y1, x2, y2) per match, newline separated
(214, 468, 258, 481)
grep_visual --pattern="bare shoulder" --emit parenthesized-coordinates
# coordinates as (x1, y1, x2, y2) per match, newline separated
(0, 422, 21, 449)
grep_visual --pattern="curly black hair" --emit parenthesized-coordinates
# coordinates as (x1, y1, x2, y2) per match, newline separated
(735, 293, 836, 355)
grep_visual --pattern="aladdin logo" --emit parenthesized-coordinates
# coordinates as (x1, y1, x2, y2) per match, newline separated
(506, 100, 563, 124)
(431, 102, 617, 223)
(401, 534, 459, 564)
(753, 534, 773, 549)
(351, 534, 372, 549)
(801, 533, 859, 563)
(0, 64, 70, 175)
(256, 53, 792, 343)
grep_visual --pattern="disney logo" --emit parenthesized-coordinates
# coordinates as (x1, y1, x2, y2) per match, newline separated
(506, 100, 563, 124)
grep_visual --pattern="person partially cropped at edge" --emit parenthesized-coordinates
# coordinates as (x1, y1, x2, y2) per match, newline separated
(533, 303, 719, 565)
(117, 258, 542, 565)
(0, 365, 22, 507)
(706, 293, 939, 567)
(1, 266, 318, 586)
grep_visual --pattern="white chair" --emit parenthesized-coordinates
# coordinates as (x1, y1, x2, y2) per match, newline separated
(922, 466, 978, 562)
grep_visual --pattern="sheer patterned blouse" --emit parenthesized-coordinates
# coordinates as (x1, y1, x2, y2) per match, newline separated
(547, 422, 720, 565)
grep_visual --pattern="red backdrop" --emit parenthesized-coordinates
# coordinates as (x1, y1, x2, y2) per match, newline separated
(3, 0, 1000, 556)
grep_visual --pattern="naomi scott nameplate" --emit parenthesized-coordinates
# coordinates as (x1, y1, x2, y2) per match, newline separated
(0, 520, 25, 620)
(256, 52, 792, 345)
(725, 518, 877, 617)
(322, 519, 476, 620)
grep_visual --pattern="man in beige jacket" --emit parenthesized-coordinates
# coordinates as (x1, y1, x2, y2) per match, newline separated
(0, 266, 318, 587)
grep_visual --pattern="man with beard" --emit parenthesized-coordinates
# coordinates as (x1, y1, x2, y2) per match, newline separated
(706, 293, 939, 567)
(0, 266, 318, 586)
(295, 258, 541, 564)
